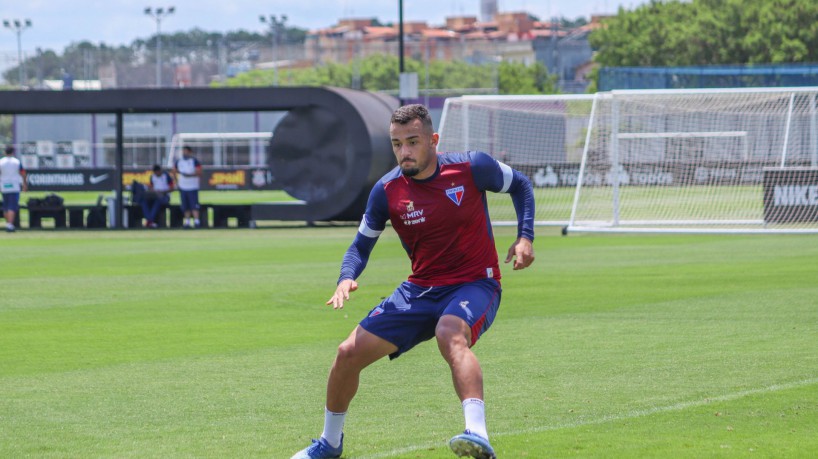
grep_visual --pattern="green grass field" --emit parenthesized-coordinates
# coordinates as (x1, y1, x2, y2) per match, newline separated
(1, 227, 817, 458)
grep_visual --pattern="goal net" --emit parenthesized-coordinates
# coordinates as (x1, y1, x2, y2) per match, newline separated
(438, 95, 595, 226)
(438, 89, 818, 233)
(166, 132, 272, 168)
(568, 88, 818, 233)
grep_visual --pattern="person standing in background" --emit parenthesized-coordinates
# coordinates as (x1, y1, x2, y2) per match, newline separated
(0, 146, 27, 232)
(173, 145, 202, 228)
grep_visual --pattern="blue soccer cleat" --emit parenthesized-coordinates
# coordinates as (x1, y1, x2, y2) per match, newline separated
(449, 430, 496, 459)
(290, 434, 343, 459)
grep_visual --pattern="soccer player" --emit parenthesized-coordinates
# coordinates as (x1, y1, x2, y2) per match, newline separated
(0, 146, 27, 232)
(173, 145, 202, 228)
(291, 104, 535, 459)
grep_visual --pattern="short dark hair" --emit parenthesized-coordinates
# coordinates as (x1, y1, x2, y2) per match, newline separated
(152, 164, 162, 172)
(182, 146, 193, 154)
(391, 104, 433, 133)
(4, 145, 13, 155)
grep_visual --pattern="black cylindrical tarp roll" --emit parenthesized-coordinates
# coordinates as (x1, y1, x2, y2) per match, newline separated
(269, 87, 398, 221)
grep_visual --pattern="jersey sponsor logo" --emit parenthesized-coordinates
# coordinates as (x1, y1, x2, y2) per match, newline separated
(446, 185, 465, 206)
(400, 200, 426, 225)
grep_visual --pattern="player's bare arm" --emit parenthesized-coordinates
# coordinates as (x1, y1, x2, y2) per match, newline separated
(327, 278, 359, 309)
(504, 237, 535, 270)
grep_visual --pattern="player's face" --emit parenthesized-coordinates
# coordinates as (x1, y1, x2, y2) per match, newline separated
(390, 118, 439, 180)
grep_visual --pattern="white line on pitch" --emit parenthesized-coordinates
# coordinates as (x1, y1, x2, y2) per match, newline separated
(358, 377, 818, 459)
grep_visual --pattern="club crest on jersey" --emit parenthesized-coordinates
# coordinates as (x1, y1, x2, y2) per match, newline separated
(446, 185, 465, 206)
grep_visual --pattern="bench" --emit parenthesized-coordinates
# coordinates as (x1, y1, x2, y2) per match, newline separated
(17, 202, 253, 229)
(28, 204, 104, 229)
(124, 204, 186, 228)
(66, 205, 105, 228)
(209, 204, 252, 228)
(28, 206, 67, 228)
(127, 204, 251, 228)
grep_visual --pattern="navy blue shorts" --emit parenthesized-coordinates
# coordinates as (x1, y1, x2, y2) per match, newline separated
(359, 278, 502, 359)
(179, 190, 199, 212)
(2, 192, 20, 212)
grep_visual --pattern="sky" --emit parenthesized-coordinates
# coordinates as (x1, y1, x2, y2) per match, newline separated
(1, 0, 646, 75)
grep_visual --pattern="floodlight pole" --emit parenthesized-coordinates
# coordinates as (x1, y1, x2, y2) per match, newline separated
(398, 0, 406, 105)
(144, 6, 175, 87)
(398, 0, 405, 74)
(3, 19, 32, 88)
(260, 14, 287, 86)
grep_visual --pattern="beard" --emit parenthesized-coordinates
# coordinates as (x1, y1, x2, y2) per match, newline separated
(401, 165, 420, 177)
(400, 160, 420, 177)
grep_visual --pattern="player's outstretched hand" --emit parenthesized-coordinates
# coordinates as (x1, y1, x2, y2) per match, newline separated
(327, 279, 359, 309)
(504, 237, 535, 270)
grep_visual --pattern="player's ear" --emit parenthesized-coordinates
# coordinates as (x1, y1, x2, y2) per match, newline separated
(430, 132, 440, 148)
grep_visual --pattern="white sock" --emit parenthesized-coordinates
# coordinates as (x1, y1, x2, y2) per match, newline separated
(463, 398, 488, 440)
(194, 218, 200, 226)
(321, 407, 346, 448)
(6, 223, 13, 229)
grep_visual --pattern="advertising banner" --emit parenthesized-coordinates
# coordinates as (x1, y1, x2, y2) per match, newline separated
(128, 168, 277, 190)
(26, 169, 116, 191)
(26, 168, 278, 191)
(763, 168, 818, 223)
(513, 162, 768, 188)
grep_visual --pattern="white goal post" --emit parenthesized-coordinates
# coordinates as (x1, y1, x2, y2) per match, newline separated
(568, 88, 818, 233)
(438, 88, 818, 234)
(166, 132, 273, 168)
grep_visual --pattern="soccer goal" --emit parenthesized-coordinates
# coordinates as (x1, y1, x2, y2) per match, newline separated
(438, 94, 596, 226)
(438, 89, 818, 233)
(166, 132, 272, 168)
(566, 88, 818, 233)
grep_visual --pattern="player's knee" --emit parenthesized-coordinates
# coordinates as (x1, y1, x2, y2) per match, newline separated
(435, 316, 471, 349)
(335, 338, 358, 363)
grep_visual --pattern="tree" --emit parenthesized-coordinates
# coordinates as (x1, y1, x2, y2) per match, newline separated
(498, 61, 557, 94)
(217, 54, 559, 95)
(0, 115, 12, 145)
(590, 0, 818, 67)
(2, 26, 308, 85)
(60, 42, 137, 81)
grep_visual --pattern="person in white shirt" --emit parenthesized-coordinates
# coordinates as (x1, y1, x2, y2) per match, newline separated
(0, 146, 27, 232)
(141, 164, 175, 228)
(173, 146, 202, 228)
